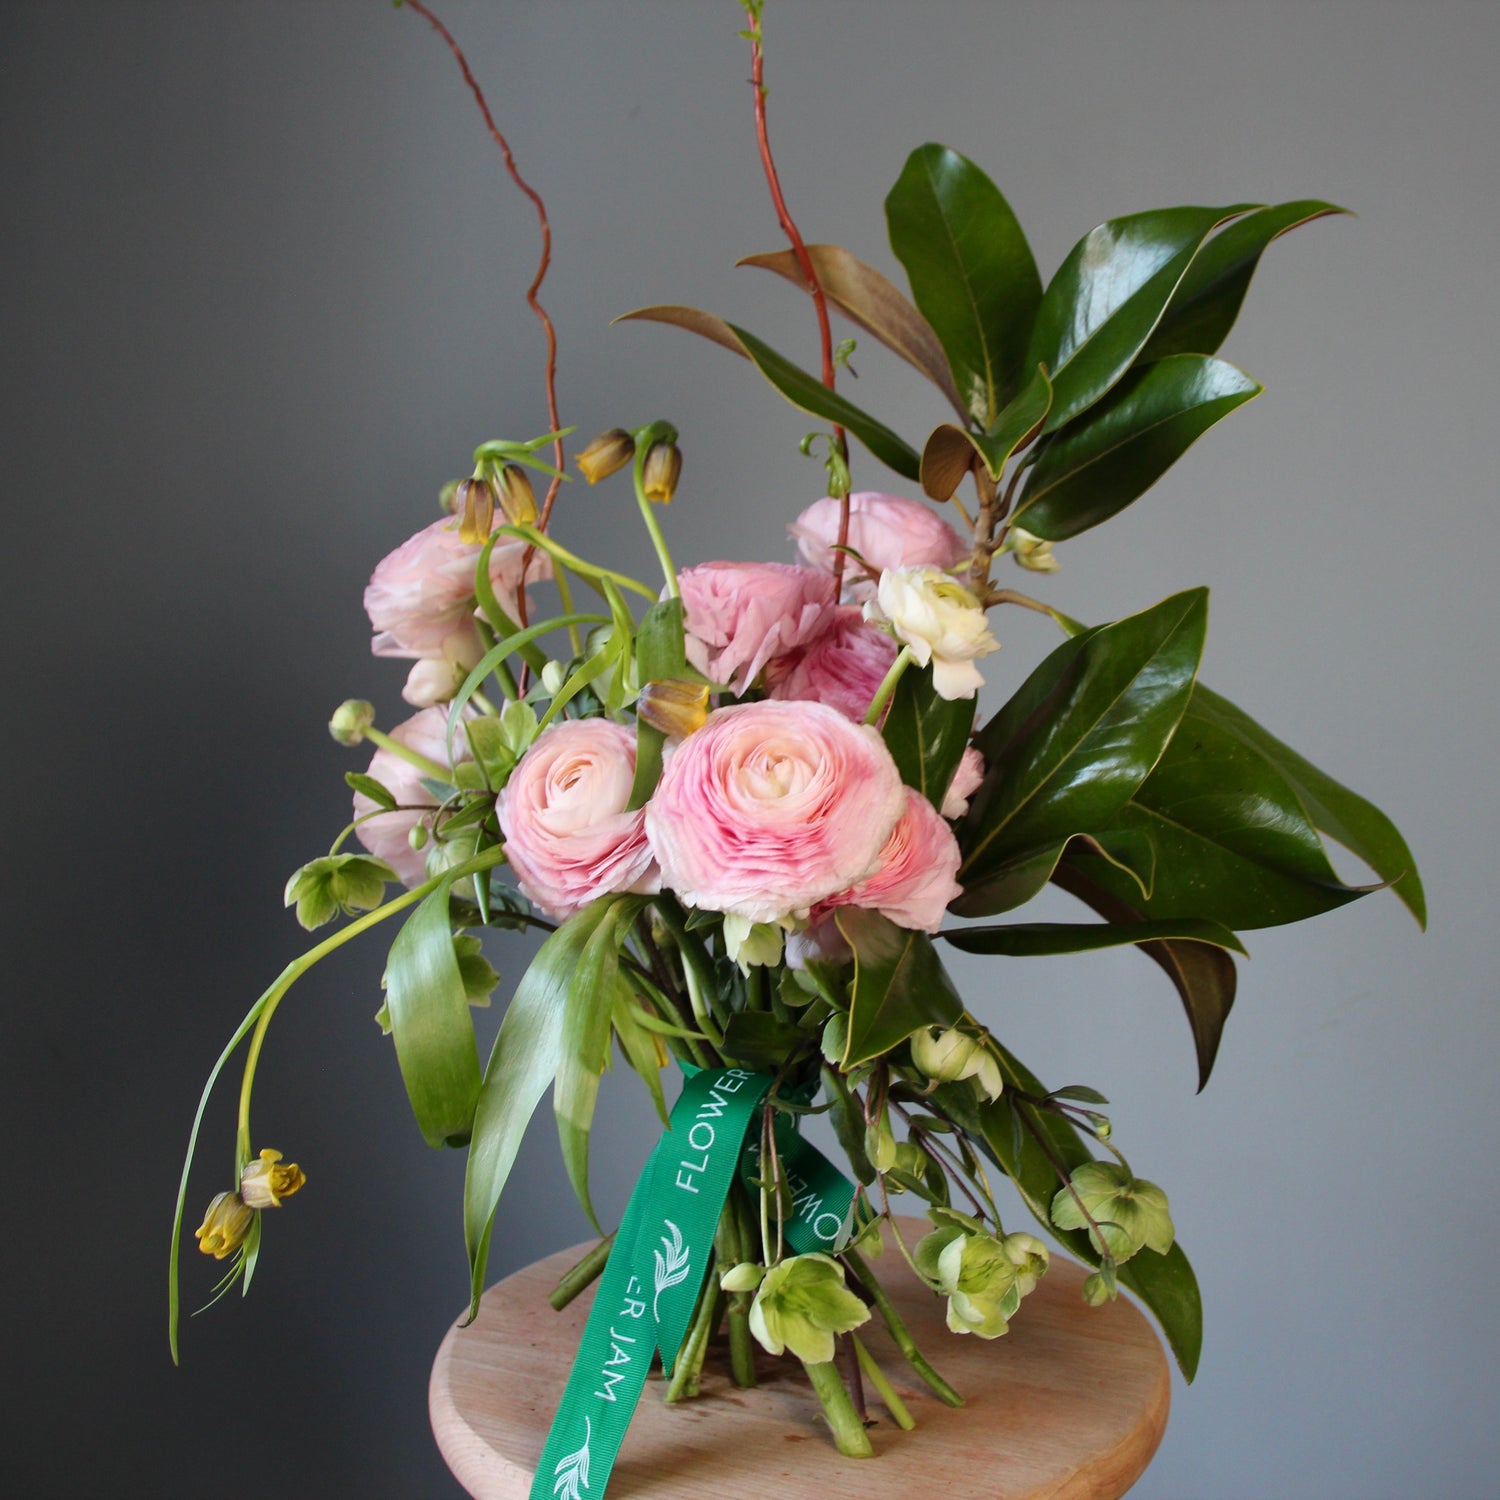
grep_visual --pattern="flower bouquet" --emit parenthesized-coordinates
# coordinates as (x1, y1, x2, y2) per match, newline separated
(169, 3, 1423, 1490)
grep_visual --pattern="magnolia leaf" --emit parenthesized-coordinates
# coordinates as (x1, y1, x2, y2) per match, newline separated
(956, 588, 1207, 902)
(1027, 203, 1257, 432)
(1141, 200, 1350, 361)
(382, 882, 482, 1149)
(618, 307, 920, 479)
(881, 661, 976, 814)
(739, 242, 967, 416)
(1016, 355, 1262, 541)
(885, 144, 1042, 426)
(944, 916, 1245, 959)
(837, 908, 964, 1068)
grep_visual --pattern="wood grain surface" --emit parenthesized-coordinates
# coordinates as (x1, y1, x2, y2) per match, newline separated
(430, 1220, 1170, 1499)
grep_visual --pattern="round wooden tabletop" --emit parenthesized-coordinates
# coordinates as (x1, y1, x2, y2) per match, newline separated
(430, 1222, 1170, 1499)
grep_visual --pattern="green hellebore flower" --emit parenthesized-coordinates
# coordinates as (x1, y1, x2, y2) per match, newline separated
(909, 1025, 1003, 1101)
(1050, 1161, 1175, 1262)
(747, 1253, 870, 1365)
(914, 1223, 1021, 1339)
(1002, 1231, 1051, 1296)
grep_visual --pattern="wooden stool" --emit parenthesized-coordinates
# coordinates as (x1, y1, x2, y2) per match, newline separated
(431, 1222, 1170, 1499)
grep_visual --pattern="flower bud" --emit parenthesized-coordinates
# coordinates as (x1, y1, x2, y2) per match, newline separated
(497, 464, 538, 526)
(637, 678, 710, 739)
(1010, 527, 1059, 574)
(910, 1026, 1004, 1101)
(575, 428, 635, 484)
(239, 1148, 306, 1210)
(328, 699, 375, 747)
(194, 1191, 254, 1260)
(456, 475, 498, 544)
(720, 1261, 765, 1293)
(865, 1114, 898, 1174)
(1082, 1271, 1116, 1307)
(641, 440, 682, 504)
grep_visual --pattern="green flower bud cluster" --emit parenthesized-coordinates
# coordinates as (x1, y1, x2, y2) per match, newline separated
(915, 1207, 1050, 1339)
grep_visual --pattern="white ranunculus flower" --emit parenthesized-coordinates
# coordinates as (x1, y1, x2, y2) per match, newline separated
(864, 566, 998, 700)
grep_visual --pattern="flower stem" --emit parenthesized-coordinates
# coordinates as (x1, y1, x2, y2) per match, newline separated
(725, 1187, 761, 1388)
(863, 646, 913, 726)
(665, 1273, 721, 1402)
(803, 1358, 874, 1457)
(852, 1333, 916, 1430)
(843, 1248, 964, 1408)
(549, 1233, 615, 1311)
(362, 726, 452, 784)
(633, 448, 679, 598)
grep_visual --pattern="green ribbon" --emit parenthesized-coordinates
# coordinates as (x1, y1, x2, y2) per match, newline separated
(529, 1067, 857, 1500)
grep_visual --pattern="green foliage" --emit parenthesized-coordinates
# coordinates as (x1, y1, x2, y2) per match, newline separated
(836, 908, 964, 1067)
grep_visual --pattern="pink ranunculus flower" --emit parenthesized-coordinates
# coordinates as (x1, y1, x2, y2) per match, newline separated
(352, 707, 474, 888)
(645, 700, 906, 924)
(765, 606, 899, 722)
(790, 492, 968, 598)
(941, 746, 985, 820)
(364, 514, 550, 664)
(814, 788, 963, 933)
(677, 561, 837, 696)
(498, 718, 659, 921)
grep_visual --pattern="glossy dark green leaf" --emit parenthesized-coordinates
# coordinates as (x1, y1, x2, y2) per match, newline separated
(944, 916, 1245, 958)
(951, 839, 1068, 919)
(938, 1044, 1202, 1379)
(1051, 859, 1239, 1089)
(382, 882, 481, 1149)
(885, 144, 1042, 426)
(955, 588, 1208, 907)
(462, 899, 621, 1315)
(836, 909, 963, 1067)
(1016, 355, 1261, 541)
(738, 242, 967, 416)
(1189, 683, 1425, 926)
(1028, 204, 1255, 432)
(881, 661, 976, 813)
(919, 364, 1053, 498)
(1063, 685, 1372, 931)
(1140, 201, 1349, 361)
(556, 896, 649, 1230)
(616, 306, 920, 480)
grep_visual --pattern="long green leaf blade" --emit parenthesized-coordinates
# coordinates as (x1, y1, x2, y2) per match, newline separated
(1016, 355, 1262, 541)
(944, 917, 1245, 957)
(885, 144, 1042, 426)
(555, 896, 649, 1229)
(462, 900, 619, 1314)
(382, 883, 482, 1149)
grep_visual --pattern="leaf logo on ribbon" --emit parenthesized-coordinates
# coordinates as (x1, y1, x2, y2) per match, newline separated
(552, 1416, 591, 1500)
(652, 1219, 691, 1319)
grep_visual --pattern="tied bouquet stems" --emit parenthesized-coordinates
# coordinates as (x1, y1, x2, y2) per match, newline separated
(169, 1, 1423, 1476)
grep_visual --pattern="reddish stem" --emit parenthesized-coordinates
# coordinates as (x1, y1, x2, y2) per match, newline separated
(401, 0, 564, 657)
(744, 9, 852, 590)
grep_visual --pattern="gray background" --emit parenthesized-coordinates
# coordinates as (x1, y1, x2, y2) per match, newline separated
(4, 2, 1495, 1495)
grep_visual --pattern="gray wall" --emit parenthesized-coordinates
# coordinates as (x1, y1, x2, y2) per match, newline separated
(4, 2, 1495, 1495)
